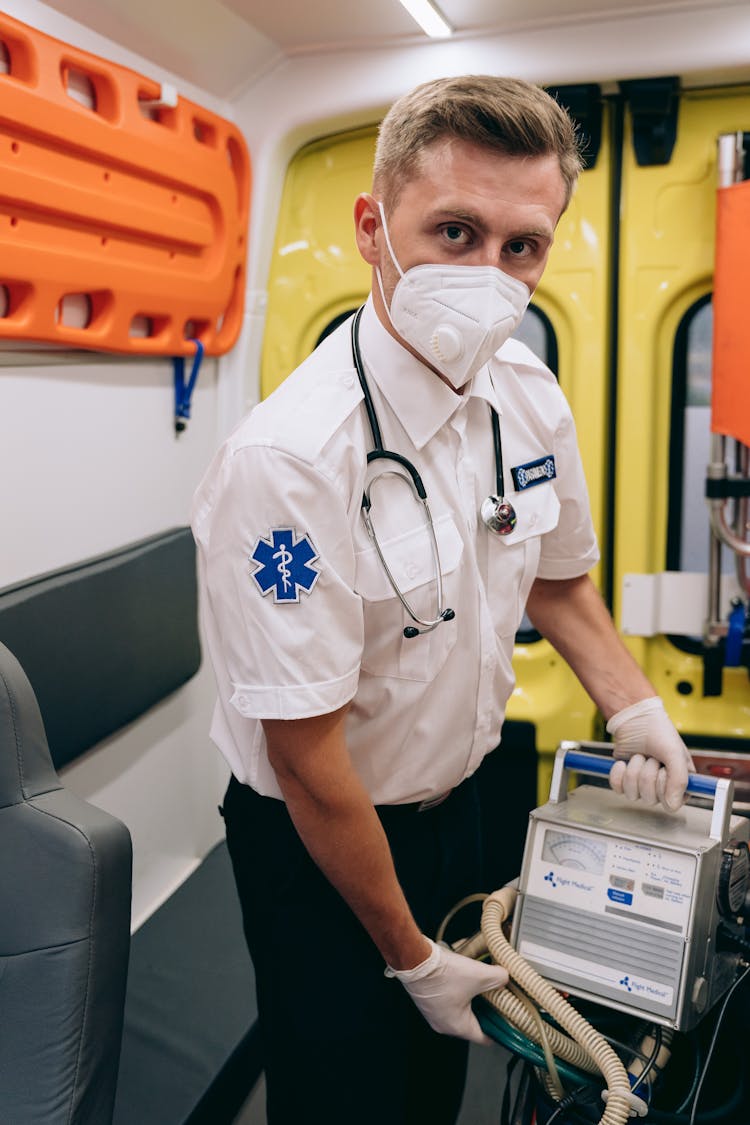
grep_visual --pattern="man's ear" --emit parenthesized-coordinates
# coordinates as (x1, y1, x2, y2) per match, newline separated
(354, 193, 380, 266)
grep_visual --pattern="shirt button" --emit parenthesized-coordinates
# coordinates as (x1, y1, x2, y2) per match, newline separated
(405, 562, 419, 580)
(342, 374, 355, 388)
(528, 513, 537, 527)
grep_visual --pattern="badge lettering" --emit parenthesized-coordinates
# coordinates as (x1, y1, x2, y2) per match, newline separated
(511, 455, 556, 491)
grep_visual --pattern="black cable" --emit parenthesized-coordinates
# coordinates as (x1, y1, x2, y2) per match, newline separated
(674, 1036, 702, 1116)
(645, 1079, 744, 1123)
(546, 1093, 575, 1120)
(599, 1032, 651, 1067)
(545, 1093, 579, 1125)
(544, 1084, 601, 1125)
(688, 962, 750, 1125)
(631, 1023, 662, 1097)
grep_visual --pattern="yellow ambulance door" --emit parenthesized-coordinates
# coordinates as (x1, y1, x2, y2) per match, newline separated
(261, 126, 373, 397)
(613, 83, 750, 759)
(508, 91, 614, 799)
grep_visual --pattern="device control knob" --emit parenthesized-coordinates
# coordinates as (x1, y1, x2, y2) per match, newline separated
(718, 839, 750, 919)
(691, 975, 708, 1014)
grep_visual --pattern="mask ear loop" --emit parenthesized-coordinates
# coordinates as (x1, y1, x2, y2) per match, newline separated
(373, 200, 405, 335)
(376, 200, 405, 278)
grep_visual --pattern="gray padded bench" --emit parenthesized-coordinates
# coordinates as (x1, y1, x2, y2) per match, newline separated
(113, 841, 261, 1125)
(0, 529, 261, 1124)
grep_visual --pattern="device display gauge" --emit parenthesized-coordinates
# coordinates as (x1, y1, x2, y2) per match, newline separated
(541, 828, 607, 874)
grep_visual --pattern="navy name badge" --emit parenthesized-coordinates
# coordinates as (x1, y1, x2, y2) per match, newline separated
(510, 455, 556, 491)
(250, 527, 320, 603)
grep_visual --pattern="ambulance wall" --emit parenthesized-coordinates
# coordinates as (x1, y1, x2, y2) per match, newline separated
(0, 0, 234, 929)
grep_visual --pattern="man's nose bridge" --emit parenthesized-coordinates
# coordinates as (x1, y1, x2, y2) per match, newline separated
(476, 240, 505, 269)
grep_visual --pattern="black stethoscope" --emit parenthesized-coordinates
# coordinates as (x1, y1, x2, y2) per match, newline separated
(351, 306, 518, 639)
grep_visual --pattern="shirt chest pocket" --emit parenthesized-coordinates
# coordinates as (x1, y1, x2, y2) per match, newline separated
(487, 483, 560, 639)
(354, 513, 463, 682)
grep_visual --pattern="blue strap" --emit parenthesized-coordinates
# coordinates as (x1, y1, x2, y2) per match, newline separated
(726, 601, 747, 667)
(173, 339, 205, 434)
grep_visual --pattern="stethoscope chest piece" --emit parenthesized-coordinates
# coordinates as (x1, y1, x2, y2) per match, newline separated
(480, 495, 518, 536)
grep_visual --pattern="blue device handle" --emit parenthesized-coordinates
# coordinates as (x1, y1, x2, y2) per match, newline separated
(562, 749, 718, 797)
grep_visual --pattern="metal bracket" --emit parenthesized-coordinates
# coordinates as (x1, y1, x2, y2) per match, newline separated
(620, 76, 680, 166)
(710, 779, 733, 843)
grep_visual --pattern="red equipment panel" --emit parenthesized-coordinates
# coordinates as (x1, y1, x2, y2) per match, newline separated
(712, 179, 750, 447)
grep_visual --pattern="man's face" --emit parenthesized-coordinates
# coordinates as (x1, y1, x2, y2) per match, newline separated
(356, 137, 568, 353)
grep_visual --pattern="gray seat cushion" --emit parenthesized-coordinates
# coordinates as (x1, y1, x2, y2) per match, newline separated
(0, 641, 132, 1124)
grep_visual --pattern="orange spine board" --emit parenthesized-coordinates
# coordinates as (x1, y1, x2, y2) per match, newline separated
(711, 180, 750, 447)
(0, 12, 250, 356)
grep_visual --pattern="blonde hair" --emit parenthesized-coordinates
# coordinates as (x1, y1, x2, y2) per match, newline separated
(373, 75, 583, 209)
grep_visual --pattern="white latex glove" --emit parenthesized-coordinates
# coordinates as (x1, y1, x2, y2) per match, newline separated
(607, 697, 695, 811)
(385, 937, 509, 1045)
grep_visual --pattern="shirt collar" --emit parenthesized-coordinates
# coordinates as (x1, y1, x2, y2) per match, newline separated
(358, 298, 463, 452)
(470, 360, 503, 418)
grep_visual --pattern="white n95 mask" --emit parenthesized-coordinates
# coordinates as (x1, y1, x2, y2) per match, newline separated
(376, 202, 530, 389)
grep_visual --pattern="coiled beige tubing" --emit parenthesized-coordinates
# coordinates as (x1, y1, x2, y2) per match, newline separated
(440, 886, 634, 1125)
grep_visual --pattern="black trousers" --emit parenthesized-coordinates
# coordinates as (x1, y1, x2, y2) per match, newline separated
(222, 773, 487, 1125)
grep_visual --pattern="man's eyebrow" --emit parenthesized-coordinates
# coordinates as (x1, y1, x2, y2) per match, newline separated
(429, 207, 489, 230)
(427, 207, 553, 240)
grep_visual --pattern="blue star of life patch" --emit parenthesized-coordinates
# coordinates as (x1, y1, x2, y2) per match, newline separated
(510, 454, 556, 491)
(250, 527, 320, 604)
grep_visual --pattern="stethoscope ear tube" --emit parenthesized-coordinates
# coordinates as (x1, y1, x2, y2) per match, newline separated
(353, 306, 455, 637)
(361, 485, 454, 636)
(351, 305, 518, 639)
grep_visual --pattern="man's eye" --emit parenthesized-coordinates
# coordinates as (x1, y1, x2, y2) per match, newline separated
(507, 239, 531, 256)
(443, 225, 469, 243)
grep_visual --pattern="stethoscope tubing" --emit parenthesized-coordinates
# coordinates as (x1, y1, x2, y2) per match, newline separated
(361, 476, 448, 632)
(350, 304, 514, 635)
(351, 306, 455, 635)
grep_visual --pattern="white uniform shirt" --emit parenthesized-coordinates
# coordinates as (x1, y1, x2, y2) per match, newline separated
(191, 299, 599, 805)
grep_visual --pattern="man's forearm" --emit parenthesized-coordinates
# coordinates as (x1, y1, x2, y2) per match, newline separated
(263, 707, 430, 971)
(525, 573, 656, 720)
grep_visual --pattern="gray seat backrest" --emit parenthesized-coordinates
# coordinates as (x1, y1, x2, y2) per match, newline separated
(0, 641, 133, 1124)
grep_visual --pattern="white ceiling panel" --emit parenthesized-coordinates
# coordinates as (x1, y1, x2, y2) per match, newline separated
(26, 0, 750, 98)
(222, 0, 750, 52)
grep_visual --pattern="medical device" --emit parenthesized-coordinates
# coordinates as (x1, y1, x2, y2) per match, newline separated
(511, 744, 750, 1032)
(350, 305, 517, 637)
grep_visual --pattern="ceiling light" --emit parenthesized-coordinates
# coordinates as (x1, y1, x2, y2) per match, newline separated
(397, 0, 453, 39)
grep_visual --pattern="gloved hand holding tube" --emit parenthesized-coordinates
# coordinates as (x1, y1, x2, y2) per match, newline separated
(607, 696, 695, 811)
(385, 937, 509, 1044)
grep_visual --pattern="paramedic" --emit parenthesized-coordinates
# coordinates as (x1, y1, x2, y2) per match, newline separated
(191, 74, 694, 1125)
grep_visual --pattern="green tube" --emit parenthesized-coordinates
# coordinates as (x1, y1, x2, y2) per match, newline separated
(475, 999, 602, 1091)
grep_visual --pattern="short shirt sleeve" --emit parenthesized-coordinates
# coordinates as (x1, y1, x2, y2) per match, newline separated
(536, 409, 600, 579)
(202, 443, 363, 720)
